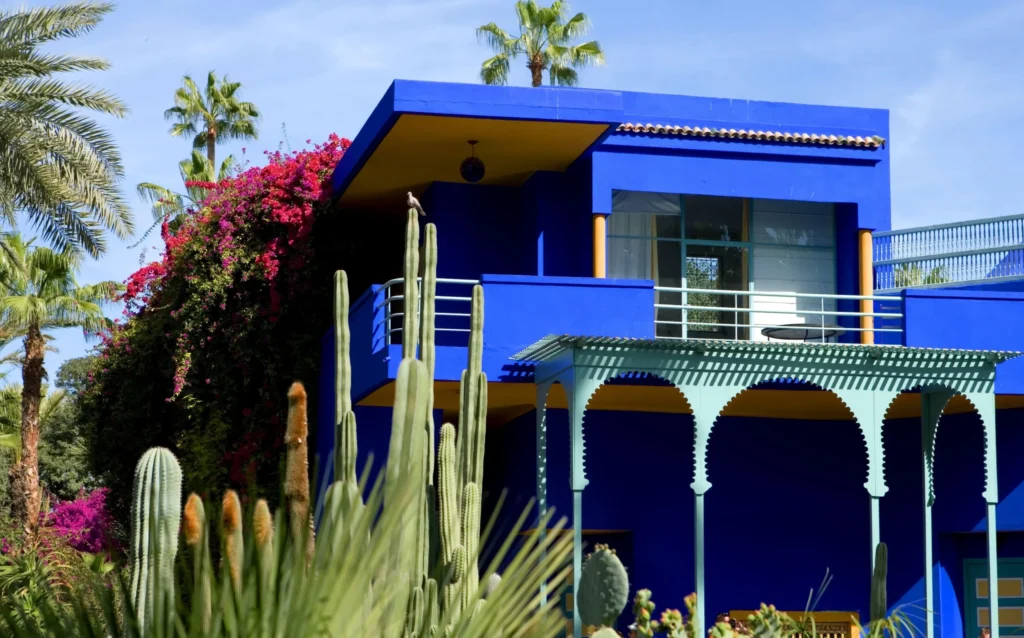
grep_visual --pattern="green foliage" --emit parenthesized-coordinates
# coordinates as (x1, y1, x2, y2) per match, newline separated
(81, 135, 350, 526)
(893, 264, 948, 288)
(0, 1, 132, 258)
(577, 544, 629, 629)
(164, 70, 261, 168)
(478, 0, 605, 87)
(869, 542, 887, 623)
(54, 356, 97, 396)
(128, 447, 182, 633)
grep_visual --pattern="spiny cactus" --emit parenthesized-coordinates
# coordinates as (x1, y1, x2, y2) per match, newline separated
(632, 589, 656, 638)
(578, 544, 630, 630)
(129, 446, 182, 634)
(222, 490, 243, 589)
(439, 282, 486, 615)
(593, 628, 622, 638)
(870, 542, 887, 623)
(183, 493, 211, 633)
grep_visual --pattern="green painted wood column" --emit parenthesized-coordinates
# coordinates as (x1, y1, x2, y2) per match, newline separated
(921, 388, 952, 638)
(569, 370, 600, 638)
(535, 381, 552, 605)
(970, 391, 1001, 638)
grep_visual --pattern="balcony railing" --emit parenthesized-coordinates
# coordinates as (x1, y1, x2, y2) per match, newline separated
(376, 277, 478, 346)
(653, 287, 903, 342)
(873, 214, 1024, 292)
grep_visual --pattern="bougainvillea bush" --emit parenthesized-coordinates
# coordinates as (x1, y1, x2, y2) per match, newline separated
(80, 135, 357, 520)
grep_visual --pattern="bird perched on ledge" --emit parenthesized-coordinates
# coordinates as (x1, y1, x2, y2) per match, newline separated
(407, 191, 425, 216)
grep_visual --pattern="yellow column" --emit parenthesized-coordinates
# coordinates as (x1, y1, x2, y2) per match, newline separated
(858, 230, 874, 344)
(593, 214, 608, 279)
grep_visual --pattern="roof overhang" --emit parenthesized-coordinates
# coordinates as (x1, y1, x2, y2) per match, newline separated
(512, 335, 1022, 366)
(330, 80, 624, 211)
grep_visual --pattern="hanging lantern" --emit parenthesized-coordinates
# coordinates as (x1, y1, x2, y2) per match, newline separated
(460, 140, 485, 183)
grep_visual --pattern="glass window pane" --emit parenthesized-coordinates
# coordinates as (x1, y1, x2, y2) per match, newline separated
(612, 190, 682, 215)
(685, 244, 748, 340)
(608, 237, 652, 280)
(752, 199, 835, 248)
(684, 195, 746, 242)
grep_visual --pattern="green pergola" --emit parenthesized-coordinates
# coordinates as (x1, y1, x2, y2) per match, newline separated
(511, 336, 1020, 638)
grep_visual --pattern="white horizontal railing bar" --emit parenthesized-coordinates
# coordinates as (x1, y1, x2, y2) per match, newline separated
(654, 319, 901, 334)
(875, 245, 1024, 267)
(654, 303, 902, 319)
(655, 286, 896, 302)
(378, 277, 481, 287)
(874, 213, 1024, 237)
(375, 278, 480, 346)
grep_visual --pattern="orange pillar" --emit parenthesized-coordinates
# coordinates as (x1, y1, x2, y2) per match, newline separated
(593, 214, 608, 278)
(858, 230, 874, 344)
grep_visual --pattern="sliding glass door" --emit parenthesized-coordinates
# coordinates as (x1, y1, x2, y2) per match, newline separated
(608, 191, 750, 340)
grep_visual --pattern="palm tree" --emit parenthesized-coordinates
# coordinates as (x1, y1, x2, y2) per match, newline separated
(477, 1, 604, 87)
(164, 71, 260, 169)
(0, 2, 133, 258)
(132, 150, 236, 245)
(0, 234, 120, 535)
(0, 384, 67, 462)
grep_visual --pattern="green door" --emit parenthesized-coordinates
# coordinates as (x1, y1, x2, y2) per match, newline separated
(965, 559, 1024, 637)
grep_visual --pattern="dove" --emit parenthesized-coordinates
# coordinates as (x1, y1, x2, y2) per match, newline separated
(407, 192, 425, 216)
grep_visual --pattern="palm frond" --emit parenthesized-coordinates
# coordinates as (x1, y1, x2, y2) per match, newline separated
(480, 53, 512, 86)
(0, 2, 113, 46)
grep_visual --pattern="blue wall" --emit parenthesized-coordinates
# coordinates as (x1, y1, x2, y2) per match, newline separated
(489, 395, 1024, 638)
(902, 289, 1024, 394)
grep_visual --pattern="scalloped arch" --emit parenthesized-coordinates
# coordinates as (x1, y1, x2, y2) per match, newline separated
(701, 375, 872, 492)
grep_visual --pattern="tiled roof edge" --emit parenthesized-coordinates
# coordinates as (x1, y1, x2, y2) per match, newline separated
(616, 123, 886, 149)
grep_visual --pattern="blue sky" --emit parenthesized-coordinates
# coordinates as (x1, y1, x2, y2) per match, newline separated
(28, 0, 1024, 377)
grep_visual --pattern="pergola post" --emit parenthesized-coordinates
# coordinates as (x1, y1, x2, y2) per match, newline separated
(921, 388, 951, 638)
(969, 391, 1001, 638)
(535, 381, 552, 605)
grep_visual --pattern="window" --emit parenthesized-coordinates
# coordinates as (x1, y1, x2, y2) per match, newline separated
(750, 200, 837, 341)
(607, 191, 750, 340)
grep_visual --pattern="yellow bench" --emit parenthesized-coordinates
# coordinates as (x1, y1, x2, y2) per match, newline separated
(729, 610, 860, 638)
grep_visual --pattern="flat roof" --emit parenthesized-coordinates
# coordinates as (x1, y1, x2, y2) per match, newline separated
(330, 80, 890, 211)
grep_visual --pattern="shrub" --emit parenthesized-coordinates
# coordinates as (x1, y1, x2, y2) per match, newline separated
(80, 135, 351, 520)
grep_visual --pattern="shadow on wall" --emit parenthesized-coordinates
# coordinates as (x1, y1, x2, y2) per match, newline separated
(486, 400, 1024, 638)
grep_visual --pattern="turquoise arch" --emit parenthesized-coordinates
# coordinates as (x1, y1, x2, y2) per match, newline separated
(517, 337, 1015, 638)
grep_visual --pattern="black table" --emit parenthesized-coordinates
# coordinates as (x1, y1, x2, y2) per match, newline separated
(761, 323, 847, 342)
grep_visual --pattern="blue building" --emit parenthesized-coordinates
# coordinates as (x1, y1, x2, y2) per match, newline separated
(315, 79, 1024, 638)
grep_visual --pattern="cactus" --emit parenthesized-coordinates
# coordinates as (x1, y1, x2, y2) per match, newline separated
(183, 493, 211, 633)
(870, 542, 887, 623)
(483, 572, 501, 599)
(578, 544, 630, 629)
(633, 589, 656, 638)
(222, 489, 244, 589)
(438, 282, 486, 614)
(593, 628, 621, 638)
(129, 446, 182, 634)
(285, 382, 313, 563)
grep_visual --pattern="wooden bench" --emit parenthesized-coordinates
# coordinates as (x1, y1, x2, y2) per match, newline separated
(729, 610, 861, 638)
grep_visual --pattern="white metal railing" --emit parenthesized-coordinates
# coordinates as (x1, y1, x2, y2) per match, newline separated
(375, 277, 478, 346)
(873, 214, 1024, 292)
(653, 287, 903, 342)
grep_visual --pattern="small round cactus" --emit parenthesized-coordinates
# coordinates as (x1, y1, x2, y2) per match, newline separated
(593, 628, 621, 638)
(578, 544, 630, 629)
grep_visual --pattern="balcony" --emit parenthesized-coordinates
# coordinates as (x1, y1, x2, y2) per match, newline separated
(343, 275, 904, 402)
(873, 213, 1024, 292)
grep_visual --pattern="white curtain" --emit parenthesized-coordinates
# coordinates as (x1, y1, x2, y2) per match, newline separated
(608, 191, 681, 280)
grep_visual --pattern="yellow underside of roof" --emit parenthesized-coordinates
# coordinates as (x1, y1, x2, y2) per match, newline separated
(358, 381, 1024, 425)
(338, 114, 608, 210)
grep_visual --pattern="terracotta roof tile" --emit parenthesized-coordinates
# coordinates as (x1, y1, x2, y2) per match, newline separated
(616, 123, 886, 149)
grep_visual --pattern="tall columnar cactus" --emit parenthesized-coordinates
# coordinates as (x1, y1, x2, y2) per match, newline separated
(870, 542, 888, 623)
(129, 447, 182, 634)
(578, 544, 630, 630)
(438, 281, 486, 614)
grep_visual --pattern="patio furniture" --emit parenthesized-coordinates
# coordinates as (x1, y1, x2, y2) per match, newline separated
(761, 323, 847, 342)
